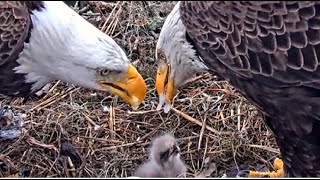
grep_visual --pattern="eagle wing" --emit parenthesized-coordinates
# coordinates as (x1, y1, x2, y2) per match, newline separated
(0, 1, 30, 66)
(179, 2, 320, 176)
(179, 1, 320, 89)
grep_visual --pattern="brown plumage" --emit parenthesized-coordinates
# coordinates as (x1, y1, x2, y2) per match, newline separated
(177, 1, 320, 177)
(134, 133, 187, 178)
(0, 1, 44, 97)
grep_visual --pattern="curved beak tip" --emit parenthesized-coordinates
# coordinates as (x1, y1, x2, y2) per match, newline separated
(131, 105, 139, 111)
(99, 65, 147, 111)
(131, 96, 143, 110)
(124, 64, 148, 110)
(155, 64, 176, 113)
(163, 103, 172, 113)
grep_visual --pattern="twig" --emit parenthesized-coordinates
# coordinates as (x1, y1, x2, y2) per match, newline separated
(79, 136, 123, 143)
(83, 113, 100, 129)
(27, 136, 58, 153)
(67, 156, 76, 177)
(99, 142, 137, 151)
(30, 87, 80, 111)
(78, 4, 91, 14)
(108, 97, 117, 139)
(104, 1, 125, 35)
(126, 109, 158, 114)
(201, 136, 209, 170)
(185, 74, 208, 84)
(198, 110, 207, 151)
(246, 144, 280, 154)
(172, 107, 232, 135)
(41, 80, 61, 100)
(101, 1, 120, 32)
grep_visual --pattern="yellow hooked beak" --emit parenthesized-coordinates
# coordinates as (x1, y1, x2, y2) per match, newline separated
(99, 64, 147, 110)
(155, 63, 178, 106)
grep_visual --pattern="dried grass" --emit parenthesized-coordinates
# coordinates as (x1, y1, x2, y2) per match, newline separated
(0, 1, 279, 178)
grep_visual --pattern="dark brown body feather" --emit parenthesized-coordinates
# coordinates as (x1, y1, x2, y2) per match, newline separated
(0, 1, 44, 97)
(180, 1, 320, 177)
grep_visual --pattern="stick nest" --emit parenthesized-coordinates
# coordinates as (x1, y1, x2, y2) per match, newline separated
(0, 1, 279, 178)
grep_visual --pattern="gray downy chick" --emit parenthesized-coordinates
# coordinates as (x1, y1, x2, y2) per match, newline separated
(134, 133, 187, 178)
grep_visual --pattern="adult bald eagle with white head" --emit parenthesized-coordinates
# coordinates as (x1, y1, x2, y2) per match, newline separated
(0, 1, 147, 110)
(155, 1, 320, 177)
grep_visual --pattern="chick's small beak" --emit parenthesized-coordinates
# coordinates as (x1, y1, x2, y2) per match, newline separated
(155, 64, 177, 111)
(171, 144, 180, 156)
(99, 64, 147, 110)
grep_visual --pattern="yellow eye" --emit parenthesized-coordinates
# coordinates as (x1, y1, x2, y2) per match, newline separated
(100, 69, 110, 76)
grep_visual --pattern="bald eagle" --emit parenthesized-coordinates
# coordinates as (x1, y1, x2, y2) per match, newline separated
(0, 1, 147, 109)
(155, 1, 320, 177)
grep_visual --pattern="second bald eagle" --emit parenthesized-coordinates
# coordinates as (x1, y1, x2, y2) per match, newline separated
(156, 1, 320, 177)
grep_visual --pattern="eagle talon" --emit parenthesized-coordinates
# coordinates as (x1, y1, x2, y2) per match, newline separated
(248, 158, 284, 178)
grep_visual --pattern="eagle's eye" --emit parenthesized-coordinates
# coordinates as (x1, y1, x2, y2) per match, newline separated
(99, 69, 110, 76)
(98, 68, 122, 77)
(156, 48, 167, 63)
